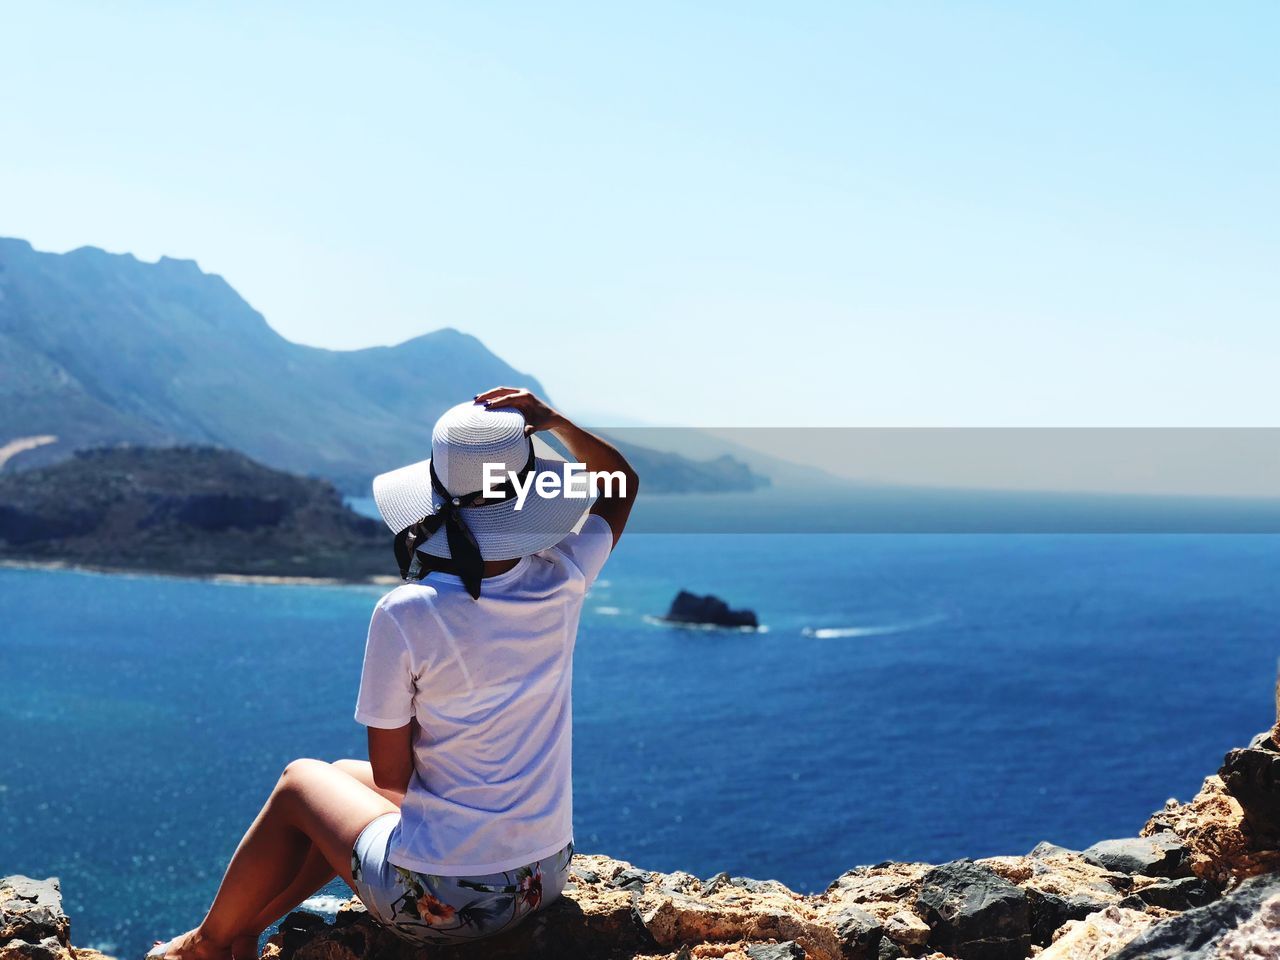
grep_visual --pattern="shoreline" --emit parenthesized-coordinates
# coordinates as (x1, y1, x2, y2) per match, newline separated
(0, 557, 400, 589)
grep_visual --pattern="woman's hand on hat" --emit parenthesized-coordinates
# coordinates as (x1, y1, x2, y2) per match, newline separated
(475, 387, 565, 436)
(479, 386, 637, 547)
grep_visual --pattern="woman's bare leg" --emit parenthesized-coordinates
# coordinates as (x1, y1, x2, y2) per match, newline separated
(232, 759, 406, 950)
(155, 758, 397, 960)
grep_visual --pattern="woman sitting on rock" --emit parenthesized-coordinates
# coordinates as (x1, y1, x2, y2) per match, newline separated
(149, 388, 638, 959)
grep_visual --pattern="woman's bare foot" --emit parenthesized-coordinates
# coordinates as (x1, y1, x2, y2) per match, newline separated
(147, 927, 230, 960)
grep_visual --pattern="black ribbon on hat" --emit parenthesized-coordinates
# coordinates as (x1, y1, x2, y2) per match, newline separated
(392, 443, 537, 599)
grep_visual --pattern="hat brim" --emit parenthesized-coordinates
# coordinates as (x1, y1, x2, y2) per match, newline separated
(371, 448, 597, 562)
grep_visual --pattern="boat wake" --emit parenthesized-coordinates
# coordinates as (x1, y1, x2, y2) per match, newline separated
(801, 614, 947, 639)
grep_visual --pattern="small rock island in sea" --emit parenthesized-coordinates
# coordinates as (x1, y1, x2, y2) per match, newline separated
(662, 589, 760, 629)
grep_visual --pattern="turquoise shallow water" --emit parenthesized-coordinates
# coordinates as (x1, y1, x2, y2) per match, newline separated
(2, 533, 1278, 956)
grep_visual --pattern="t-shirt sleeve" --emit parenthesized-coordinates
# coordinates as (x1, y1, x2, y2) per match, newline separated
(354, 601, 416, 729)
(553, 512, 615, 588)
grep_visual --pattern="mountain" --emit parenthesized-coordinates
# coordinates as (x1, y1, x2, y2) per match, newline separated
(0, 445, 391, 579)
(0, 238, 765, 494)
(597, 426, 847, 489)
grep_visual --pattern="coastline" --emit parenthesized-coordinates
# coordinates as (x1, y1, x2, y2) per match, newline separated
(0, 557, 400, 589)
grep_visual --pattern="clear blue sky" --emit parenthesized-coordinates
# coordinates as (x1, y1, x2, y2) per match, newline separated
(2, 2, 1276, 427)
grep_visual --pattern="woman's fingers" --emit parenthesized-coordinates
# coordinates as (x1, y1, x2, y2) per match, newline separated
(481, 392, 534, 412)
(475, 387, 560, 433)
(475, 386, 523, 402)
(483, 396, 530, 412)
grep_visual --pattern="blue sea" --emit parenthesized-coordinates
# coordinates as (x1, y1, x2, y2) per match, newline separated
(2, 533, 1278, 957)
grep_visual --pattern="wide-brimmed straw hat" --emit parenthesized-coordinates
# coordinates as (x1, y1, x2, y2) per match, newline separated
(372, 400, 596, 565)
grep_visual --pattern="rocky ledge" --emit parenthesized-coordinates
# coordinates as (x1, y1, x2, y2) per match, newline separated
(261, 722, 1280, 960)
(0, 876, 113, 960)
(10, 728, 1280, 960)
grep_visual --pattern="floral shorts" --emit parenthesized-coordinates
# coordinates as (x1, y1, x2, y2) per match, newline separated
(349, 813, 574, 945)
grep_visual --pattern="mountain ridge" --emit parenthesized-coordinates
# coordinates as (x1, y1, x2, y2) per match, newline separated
(0, 238, 764, 494)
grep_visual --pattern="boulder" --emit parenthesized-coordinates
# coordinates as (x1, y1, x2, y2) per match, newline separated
(1025, 889, 1114, 945)
(0, 878, 68, 951)
(1107, 871, 1280, 959)
(914, 860, 1031, 960)
(1142, 775, 1280, 886)
(661, 590, 758, 628)
(657, 871, 703, 896)
(1037, 905, 1156, 960)
(1249, 729, 1280, 751)
(635, 887, 840, 958)
(0, 876, 113, 960)
(702, 872, 733, 896)
(747, 942, 806, 960)
(1215, 889, 1280, 958)
(1128, 877, 1219, 912)
(1220, 738, 1280, 838)
(824, 862, 929, 907)
(829, 905, 882, 959)
(1027, 841, 1077, 859)
(880, 911, 930, 949)
(820, 862, 931, 951)
(1081, 833, 1191, 878)
(608, 868, 653, 891)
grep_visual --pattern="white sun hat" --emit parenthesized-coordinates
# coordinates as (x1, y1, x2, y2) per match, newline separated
(372, 400, 596, 565)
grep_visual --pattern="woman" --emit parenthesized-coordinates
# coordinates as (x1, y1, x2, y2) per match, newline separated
(149, 387, 638, 958)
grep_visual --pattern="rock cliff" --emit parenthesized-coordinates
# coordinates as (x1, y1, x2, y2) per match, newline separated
(8, 723, 1280, 960)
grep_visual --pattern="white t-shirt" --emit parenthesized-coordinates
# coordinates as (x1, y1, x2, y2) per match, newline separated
(354, 513, 614, 875)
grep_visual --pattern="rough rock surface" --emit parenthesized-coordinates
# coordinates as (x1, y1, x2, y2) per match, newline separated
(1214, 892, 1280, 959)
(1081, 835, 1191, 879)
(1036, 906, 1155, 960)
(1143, 775, 1280, 888)
(914, 861, 1030, 960)
(1219, 731, 1280, 839)
(1106, 872, 1280, 959)
(0, 876, 113, 960)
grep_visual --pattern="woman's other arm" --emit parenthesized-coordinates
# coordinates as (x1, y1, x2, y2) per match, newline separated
(367, 721, 414, 795)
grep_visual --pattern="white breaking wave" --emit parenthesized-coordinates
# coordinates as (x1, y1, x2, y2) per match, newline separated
(642, 615, 768, 634)
(801, 614, 946, 639)
(595, 606, 622, 615)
